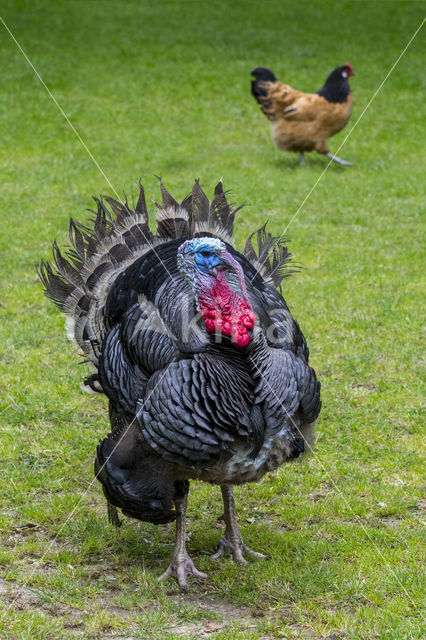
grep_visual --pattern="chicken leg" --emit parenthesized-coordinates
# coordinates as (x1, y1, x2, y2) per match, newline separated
(158, 489, 207, 592)
(326, 152, 352, 166)
(211, 485, 268, 564)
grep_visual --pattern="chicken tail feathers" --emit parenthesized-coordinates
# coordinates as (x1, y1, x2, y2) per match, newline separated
(250, 67, 277, 120)
(251, 67, 277, 97)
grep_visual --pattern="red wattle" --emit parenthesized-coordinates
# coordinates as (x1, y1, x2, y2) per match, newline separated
(198, 277, 256, 347)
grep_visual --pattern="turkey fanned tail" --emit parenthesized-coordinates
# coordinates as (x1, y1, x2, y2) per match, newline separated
(38, 179, 294, 374)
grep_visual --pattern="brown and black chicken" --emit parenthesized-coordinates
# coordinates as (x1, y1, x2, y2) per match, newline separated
(40, 180, 321, 591)
(251, 63, 355, 165)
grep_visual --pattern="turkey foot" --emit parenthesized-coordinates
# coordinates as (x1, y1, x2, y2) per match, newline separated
(211, 485, 268, 564)
(211, 533, 268, 564)
(158, 491, 207, 592)
(158, 550, 207, 592)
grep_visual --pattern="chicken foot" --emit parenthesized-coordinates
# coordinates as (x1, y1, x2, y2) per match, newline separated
(326, 152, 352, 166)
(158, 490, 207, 592)
(211, 485, 268, 564)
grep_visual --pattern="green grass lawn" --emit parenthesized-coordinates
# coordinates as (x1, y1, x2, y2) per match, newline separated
(0, 1, 424, 638)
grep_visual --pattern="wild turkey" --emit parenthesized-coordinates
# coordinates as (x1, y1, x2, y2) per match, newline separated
(39, 179, 321, 591)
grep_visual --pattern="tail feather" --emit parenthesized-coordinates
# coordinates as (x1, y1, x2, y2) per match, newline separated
(157, 176, 181, 211)
(90, 198, 114, 238)
(250, 67, 278, 120)
(134, 180, 149, 219)
(51, 241, 83, 286)
(39, 260, 75, 310)
(154, 178, 191, 239)
(251, 67, 276, 96)
(157, 215, 191, 239)
(210, 180, 242, 236)
(191, 178, 210, 224)
(69, 219, 90, 262)
(244, 224, 297, 290)
(180, 192, 193, 214)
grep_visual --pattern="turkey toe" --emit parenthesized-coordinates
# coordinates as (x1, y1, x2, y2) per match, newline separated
(211, 535, 268, 564)
(158, 553, 208, 591)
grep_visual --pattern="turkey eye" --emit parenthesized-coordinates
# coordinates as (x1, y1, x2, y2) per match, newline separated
(200, 251, 211, 257)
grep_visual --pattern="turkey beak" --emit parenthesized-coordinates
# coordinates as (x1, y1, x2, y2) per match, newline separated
(209, 251, 238, 274)
(217, 250, 239, 272)
(218, 250, 251, 305)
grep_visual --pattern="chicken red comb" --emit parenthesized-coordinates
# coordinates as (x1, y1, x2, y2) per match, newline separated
(344, 62, 354, 75)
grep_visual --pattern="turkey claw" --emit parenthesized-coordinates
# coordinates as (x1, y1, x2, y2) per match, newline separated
(210, 535, 268, 564)
(158, 552, 207, 592)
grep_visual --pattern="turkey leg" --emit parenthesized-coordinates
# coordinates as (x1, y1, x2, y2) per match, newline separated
(107, 502, 121, 527)
(158, 489, 207, 592)
(211, 484, 268, 563)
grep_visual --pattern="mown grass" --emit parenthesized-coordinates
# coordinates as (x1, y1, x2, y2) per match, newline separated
(0, 0, 424, 638)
